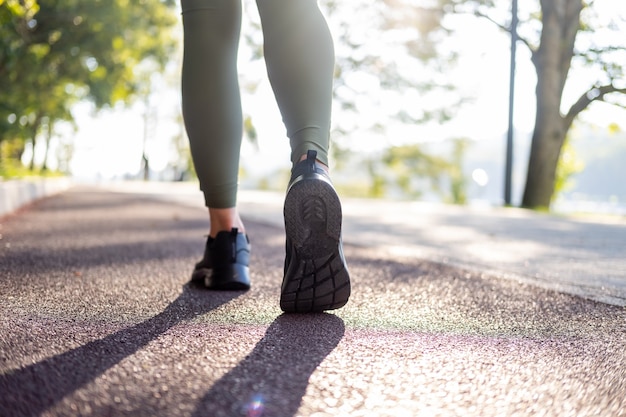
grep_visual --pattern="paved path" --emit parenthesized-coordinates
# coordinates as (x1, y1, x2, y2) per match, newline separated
(105, 181, 626, 307)
(1, 187, 625, 416)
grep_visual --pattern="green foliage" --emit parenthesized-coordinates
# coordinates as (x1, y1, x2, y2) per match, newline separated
(384, 144, 445, 198)
(373, 140, 469, 203)
(366, 158, 387, 198)
(0, 137, 61, 177)
(553, 138, 585, 201)
(243, 115, 258, 149)
(321, 0, 465, 131)
(0, 0, 178, 172)
(447, 138, 468, 205)
(608, 123, 621, 135)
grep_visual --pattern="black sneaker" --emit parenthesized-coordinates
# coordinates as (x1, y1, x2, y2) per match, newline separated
(281, 150, 351, 313)
(191, 228, 251, 291)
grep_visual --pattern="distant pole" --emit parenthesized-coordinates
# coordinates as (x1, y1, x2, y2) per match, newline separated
(505, 0, 518, 206)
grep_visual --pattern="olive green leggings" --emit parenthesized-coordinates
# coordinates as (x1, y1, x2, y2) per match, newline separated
(181, 0, 335, 208)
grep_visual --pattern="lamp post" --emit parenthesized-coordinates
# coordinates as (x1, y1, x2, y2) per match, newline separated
(505, 0, 518, 206)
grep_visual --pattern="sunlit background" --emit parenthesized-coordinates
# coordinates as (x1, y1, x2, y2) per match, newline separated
(5, 0, 626, 214)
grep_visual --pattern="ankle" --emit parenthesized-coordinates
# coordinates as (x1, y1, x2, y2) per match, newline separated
(208, 207, 245, 237)
(298, 153, 329, 173)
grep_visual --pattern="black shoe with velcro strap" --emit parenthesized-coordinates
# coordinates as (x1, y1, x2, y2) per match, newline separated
(191, 228, 251, 291)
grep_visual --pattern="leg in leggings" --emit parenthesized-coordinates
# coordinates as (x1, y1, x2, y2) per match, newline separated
(181, 0, 335, 206)
(256, 0, 335, 167)
(181, 0, 349, 307)
(257, 0, 349, 312)
(182, 0, 250, 291)
(181, 0, 242, 210)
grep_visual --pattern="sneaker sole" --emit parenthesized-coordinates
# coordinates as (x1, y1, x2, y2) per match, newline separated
(281, 176, 351, 313)
(191, 265, 250, 291)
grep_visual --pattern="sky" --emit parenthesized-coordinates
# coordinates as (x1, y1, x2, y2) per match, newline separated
(32, 0, 626, 188)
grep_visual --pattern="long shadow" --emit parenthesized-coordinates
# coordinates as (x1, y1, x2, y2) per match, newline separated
(2, 237, 204, 276)
(192, 313, 345, 417)
(0, 284, 241, 417)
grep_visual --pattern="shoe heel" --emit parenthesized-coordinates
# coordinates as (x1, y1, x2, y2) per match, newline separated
(284, 179, 342, 259)
(282, 153, 350, 313)
(207, 263, 250, 291)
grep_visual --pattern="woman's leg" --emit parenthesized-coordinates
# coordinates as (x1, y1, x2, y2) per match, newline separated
(181, 0, 245, 236)
(256, 0, 335, 167)
(181, 0, 250, 291)
(256, 0, 350, 313)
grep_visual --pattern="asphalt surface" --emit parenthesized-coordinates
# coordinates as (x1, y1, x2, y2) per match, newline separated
(103, 181, 626, 307)
(1, 187, 625, 417)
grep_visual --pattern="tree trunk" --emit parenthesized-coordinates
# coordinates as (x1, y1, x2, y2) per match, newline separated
(522, 108, 567, 209)
(142, 154, 150, 181)
(41, 121, 53, 172)
(27, 115, 43, 172)
(522, 0, 583, 209)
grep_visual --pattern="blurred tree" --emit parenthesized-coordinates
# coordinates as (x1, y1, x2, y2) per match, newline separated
(322, 0, 465, 139)
(448, 138, 468, 204)
(520, 1, 625, 208)
(434, 0, 625, 209)
(365, 158, 387, 198)
(554, 136, 585, 198)
(383, 144, 452, 199)
(173, 121, 193, 182)
(320, 0, 468, 200)
(0, 0, 178, 172)
(320, 0, 625, 208)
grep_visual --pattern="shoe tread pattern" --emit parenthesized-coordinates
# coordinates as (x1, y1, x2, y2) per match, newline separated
(282, 178, 350, 313)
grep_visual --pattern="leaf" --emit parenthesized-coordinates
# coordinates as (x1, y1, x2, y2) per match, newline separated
(608, 123, 621, 135)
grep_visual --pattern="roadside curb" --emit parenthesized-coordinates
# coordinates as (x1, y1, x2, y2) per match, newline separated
(0, 177, 72, 217)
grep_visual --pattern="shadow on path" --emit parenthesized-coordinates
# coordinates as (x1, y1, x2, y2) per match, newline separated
(0, 284, 241, 417)
(192, 313, 345, 417)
